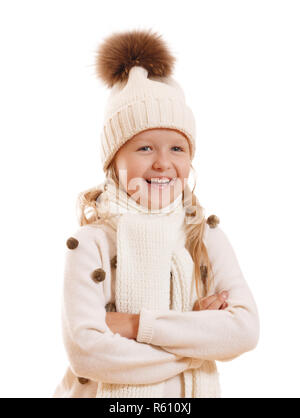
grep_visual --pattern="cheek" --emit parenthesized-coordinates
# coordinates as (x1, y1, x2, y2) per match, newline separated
(116, 160, 148, 193)
(177, 161, 191, 182)
(115, 154, 140, 180)
(170, 164, 190, 196)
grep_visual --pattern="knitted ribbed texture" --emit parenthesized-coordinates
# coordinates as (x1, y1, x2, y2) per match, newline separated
(116, 213, 179, 314)
(95, 180, 221, 398)
(193, 361, 221, 398)
(100, 66, 196, 171)
(98, 381, 165, 398)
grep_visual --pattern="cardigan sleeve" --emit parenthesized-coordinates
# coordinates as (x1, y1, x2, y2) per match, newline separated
(61, 224, 197, 385)
(136, 224, 260, 362)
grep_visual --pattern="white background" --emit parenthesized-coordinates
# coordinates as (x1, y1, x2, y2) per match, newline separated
(0, 0, 299, 398)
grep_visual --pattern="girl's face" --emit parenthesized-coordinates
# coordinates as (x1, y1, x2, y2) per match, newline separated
(112, 128, 191, 210)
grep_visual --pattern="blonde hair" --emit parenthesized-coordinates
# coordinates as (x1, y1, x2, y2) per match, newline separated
(76, 163, 214, 305)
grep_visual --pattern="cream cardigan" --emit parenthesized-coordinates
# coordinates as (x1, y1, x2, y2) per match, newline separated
(54, 215, 259, 398)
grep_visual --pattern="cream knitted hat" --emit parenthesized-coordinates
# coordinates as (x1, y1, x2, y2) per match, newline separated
(95, 29, 196, 172)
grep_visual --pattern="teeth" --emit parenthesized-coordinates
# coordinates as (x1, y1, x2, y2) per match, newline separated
(147, 178, 171, 184)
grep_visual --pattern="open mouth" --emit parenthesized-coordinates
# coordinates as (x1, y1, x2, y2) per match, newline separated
(145, 178, 176, 187)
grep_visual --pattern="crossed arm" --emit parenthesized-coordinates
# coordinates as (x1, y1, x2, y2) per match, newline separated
(62, 224, 259, 386)
(106, 226, 259, 362)
(105, 291, 229, 340)
(62, 225, 202, 386)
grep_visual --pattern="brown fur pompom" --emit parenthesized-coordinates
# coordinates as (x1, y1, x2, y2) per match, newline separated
(96, 28, 176, 88)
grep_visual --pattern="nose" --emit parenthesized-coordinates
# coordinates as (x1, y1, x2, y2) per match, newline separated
(152, 150, 172, 171)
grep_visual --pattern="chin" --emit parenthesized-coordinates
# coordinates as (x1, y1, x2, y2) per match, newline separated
(148, 196, 176, 210)
(133, 182, 182, 210)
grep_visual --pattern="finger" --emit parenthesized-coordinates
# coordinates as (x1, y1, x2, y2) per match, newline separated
(221, 291, 229, 299)
(205, 291, 228, 308)
(219, 302, 228, 310)
(193, 291, 229, 311)
(206, 295, 226, 310)
(192, 300, 200, 311)
(198, 295, 219, 310)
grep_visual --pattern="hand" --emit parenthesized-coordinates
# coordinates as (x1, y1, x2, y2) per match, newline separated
(105, 312, 140, 340)
(192, 291, 229, 311)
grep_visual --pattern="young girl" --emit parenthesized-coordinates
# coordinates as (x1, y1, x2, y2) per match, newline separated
(53, 29, 259, 398)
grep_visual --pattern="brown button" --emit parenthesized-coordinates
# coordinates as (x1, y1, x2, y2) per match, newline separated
(66, 237, 79, 249)
(206, 214, 220, 228)
(91, 268, 106, 283)
(186, 208, 196, 217)
(170, 271, 173, 280)
(78, 377, 89, 385)
(105, 302, 116, 312)
(110, 255, 117, 269)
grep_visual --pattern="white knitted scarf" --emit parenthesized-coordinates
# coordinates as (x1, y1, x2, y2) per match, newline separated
(94, 178, 220, 398)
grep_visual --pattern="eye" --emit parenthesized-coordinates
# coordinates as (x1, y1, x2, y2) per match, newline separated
(137, 146, 184, 152)
(138, 146, 151, 151)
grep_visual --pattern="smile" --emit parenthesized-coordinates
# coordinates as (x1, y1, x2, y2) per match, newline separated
(145, 178, 177, 188)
